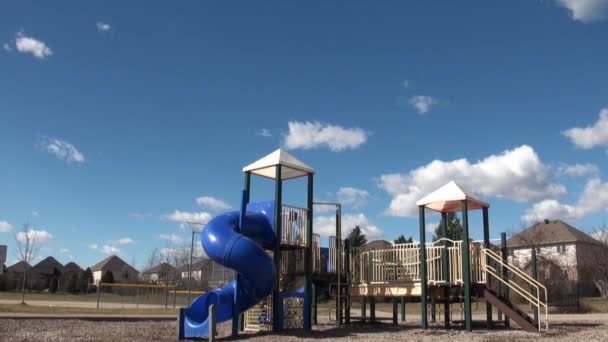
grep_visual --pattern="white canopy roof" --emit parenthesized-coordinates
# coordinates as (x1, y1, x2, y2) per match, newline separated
(243, 149, 315, 180)
(415, 181, 489, 213)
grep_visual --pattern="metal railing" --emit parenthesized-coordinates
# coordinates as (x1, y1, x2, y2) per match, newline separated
(281, 205, 308, 247)
(481, 247, 548, 331)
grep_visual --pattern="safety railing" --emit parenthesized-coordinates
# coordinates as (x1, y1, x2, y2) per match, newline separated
(349, 239, 492, 287)
(481, 247, 548, 331)
(281, 205, 308, 247)
(328, 236, 345, 274)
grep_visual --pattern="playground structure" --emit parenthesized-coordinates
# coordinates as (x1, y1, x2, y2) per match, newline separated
(177, 150, 549, 339)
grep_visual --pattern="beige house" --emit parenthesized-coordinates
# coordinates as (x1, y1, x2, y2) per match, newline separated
(90, 255, 139, 285)
(507, 219, 605, 298)
(142, 262, 176, 284)
(363, 240, 392, 251)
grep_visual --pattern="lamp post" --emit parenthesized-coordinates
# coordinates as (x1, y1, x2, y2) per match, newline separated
(185, 221, 204, 307)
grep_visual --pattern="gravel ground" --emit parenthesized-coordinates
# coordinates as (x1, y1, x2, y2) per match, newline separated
(1, 318, 607, 342)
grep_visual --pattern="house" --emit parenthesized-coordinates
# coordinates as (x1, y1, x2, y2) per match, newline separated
(4, 261, 31, 290)
(60, 262, 84, 292)
(90, 255, 139, 285)
(29, 256, 65, 291)
(363, 240, 393, 251)
(0, 245, 6, 274)
(142, 262, 177, 284)
(179, 259, 232, 290)
(507, 219, 605, 298)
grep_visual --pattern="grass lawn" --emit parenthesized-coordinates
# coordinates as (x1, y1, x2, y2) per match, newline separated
(0, 290, 191, 307)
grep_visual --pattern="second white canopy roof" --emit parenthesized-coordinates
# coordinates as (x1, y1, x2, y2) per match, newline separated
(416, 181, 489, 213)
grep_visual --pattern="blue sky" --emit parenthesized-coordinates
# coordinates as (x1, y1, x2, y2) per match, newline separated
(1, 1, 608, 270)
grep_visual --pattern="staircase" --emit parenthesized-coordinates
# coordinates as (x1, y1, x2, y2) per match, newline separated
(480, 247, 548, 332)
(482, 287, 537, 332)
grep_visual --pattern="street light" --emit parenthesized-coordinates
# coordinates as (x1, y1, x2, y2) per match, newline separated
(185, 221, 205, 307)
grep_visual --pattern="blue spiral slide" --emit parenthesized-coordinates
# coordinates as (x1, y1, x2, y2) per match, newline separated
(178, 201, 277, 339)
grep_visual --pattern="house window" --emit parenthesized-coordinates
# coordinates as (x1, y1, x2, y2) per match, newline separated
(534, 247, 541, 256)
(123, 271, 129, 280)
(557, 244, 566, 253)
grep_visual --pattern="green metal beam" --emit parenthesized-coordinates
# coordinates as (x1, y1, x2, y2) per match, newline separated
(461, 200, 472, 332)
(483, 207, 492, 328)
(500, 232, 510, 327)
(272, 165, 283, 332)
(441, 212, 450, 327)
(304, 174, 313, 331)
(419, 206, 428, 330)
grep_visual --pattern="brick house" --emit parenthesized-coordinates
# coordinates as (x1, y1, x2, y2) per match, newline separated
(90, 255, 139, 285)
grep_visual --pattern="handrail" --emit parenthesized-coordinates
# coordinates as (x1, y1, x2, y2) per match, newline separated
(481, 247, 548, 331)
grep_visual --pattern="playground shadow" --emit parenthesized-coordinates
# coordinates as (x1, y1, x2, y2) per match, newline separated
(215, 321, 418, 341)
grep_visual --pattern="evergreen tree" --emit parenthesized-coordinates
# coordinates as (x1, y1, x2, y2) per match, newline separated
(347, 226, 367, 248)
(101, 270, 114, 284)
(432, 212, 464, 241)
(66, 273, 79, 294)
(394, 234, 413, 244)
(80, 268, 92, 293)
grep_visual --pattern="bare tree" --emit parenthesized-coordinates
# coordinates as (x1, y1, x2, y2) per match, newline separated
(14, 223, 41, 304)
(589, 225, 608, 298)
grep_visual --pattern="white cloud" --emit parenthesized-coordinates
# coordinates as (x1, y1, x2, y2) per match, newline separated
(0, 221, 13, 233)
(101, 245, 120, 255)
(283, 121, 368, 152)
(96, 21, 111, 32)
(3, 43, 12, 52)
(196, 196, 231, 211)
(378, 145, 566, 217)
(160, 234, 184, 244)
(41, 137, 85, 163)
(15, 33, 52, 59)
(556, 0, 608, 23)
(557, 163, 600, 177)
(59, 248, 69, 254)
(163, 210, 212, 226)
(314, 213, 383, 239)
(88, 244, 98, 250)
(256, 128, 272, 138)
(562, 108, 608, 149)
(522, 177, 608, 223)
(426, 222, 439, 234)
(409, 95, 438, 114)
(16, 229, 53, 244)
(337, 187, 370, 209)
(113, 238, 134, 245)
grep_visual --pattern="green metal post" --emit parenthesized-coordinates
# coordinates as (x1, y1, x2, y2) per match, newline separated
(501, 232, 510, 327)
(419, 206, 428, 329)
(361, 297, 367, 322)
(483, 207, 492, 328)
(304, 174, 313, 331)
(393, 298, 398, 324)
(441, 212, 450, 327)
(531, 248, 539, 323)
(312, 285, 317, 325)
(344, 239, 351, 324)
(370, 297, 376, 322)
(461, 200, 472, 332)
(401, 297, 406, 322)
(431, 296, 436, 323)
(272, 165, 283, 332)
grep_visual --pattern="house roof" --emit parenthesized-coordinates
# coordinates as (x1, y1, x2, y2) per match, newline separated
(7, 260, 31, 273)
(363, 240, 393, 251)
(143, 262, 176, 274)
(31, 256, 65, 275)
(63, 262, 83, 274)
(508, 219, 602, 248)
(242, 149, 315, 180)
(91, 255, 138, 273)
(416, 181, 489, 213)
